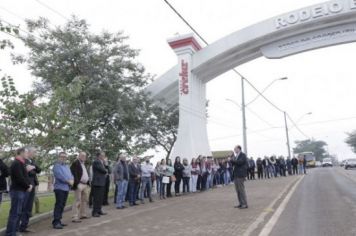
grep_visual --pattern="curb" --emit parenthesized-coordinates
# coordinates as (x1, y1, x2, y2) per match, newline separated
(0, 205, 72, 236)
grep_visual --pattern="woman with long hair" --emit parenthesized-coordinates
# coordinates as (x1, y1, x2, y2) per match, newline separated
(174, 156, 184, 196)
(159, 159, 167, 199)
(191, 158, 200, 193)
(166, 159, 174, 198)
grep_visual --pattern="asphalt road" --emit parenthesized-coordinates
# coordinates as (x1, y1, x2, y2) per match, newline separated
(269, 167, 356, 236)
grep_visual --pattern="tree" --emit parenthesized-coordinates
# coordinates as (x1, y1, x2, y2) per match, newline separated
(293, 139, 328, 161)
(139, 104, 178, 161)
(345, 130, 356, 154)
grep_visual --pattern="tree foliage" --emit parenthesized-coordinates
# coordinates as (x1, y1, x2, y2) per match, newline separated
(293, 139, 328, 161)
(345, 131, 356, 154)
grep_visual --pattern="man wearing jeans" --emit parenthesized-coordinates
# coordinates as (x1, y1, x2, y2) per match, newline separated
(114, 154, 129, 209)
(52, 152, 74, 229)
(231, 145, 248, 209)
(70, 152, 90, 223)
(19, 147, 41, 233)
(140, 157, 154, 204)
(6, 148, 33, 236)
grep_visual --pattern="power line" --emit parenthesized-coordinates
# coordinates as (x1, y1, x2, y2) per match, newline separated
(34, 0, 70, 21)
(163, 0, 308, 139)
(286, 113, 309, 139)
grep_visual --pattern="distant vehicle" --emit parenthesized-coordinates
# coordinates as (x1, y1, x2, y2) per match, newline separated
(296, 152, 316, 168)
(340, 160, 347, 167)
(315, 161, 322, 167)
(345, 159, 356, 170)
(322, 158, 333, 167)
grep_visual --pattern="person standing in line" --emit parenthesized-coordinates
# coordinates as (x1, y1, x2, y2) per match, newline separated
(114, 154, 129, 209)
(154, 161, 161, 195)
(18, 147, 41, 233)
(231, 145, 248, 209)
(286, 156, 292, 175)
(248, 157, 255, 180)
(128, 157, 141, 206)
(166, 159, 174, 198)
(70, 151, 90, 223)
(303, 155, 307, 174)
(182, 158, 191, 194)
(279, 156, 286, 177)
(0, 154, 9, 207)
(5, 148, 33, 236)
(256, 157, 263, 179)
(206, 157, 213, 189)
(91, 152, 108, 217)
(159, 159, 167, 199)
(52, 152, 73, 229)
(103, 157, 111, 206)
(200, 157, 208, 191)
(190, 158, 200, 192)
(196, 156, 202, 191)
(298, 155, 304, 175)
(291, 156, 299, 175)
(262, 156, 270, 179)
(174, 156, 184, 196)
(140, 157, 154, 204)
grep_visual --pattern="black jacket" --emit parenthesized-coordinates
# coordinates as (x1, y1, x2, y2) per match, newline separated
(25, 159, 41, 186)
(232, 152, 248, 178)
(291, 157, 299, 166)
(0, 159, 9, 192)
(174, 162, 184, 178)
(70, 159, 89, 190)
(91, 159, 107, 187)
(10, 158, 30, 191)
(128, 162, 141, 181)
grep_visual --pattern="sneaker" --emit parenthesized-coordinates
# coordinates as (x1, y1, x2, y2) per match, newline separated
(53, 224, 63, 230)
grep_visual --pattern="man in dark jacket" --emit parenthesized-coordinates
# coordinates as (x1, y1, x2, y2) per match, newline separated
(0, 157, 9, 205)
(291, 156, 299, 175)
(91, 152, 108, 217)
(6, 148, 32, 236)
(128, 157, 141, 206)
(114, 154, 129, 209)
(70, 152, 90, 222)
(19, 147, 41, 233)
(256, 158, 263, 179)
(231, 145, 248, 209)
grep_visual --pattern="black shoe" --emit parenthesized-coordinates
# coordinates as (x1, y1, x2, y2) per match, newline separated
(92, 213, 101, 217)
(53, 224, 63, 229)
(61, 223, 68, 227)
(239, 205, 248, 209)
(132, 202, 139, 206)
(99, 211, 107, 215)
(80, 216, 90, 220)
(234, 205, 242, 208)
(116, 206, 124, 209)
(149, 199, 154, 203)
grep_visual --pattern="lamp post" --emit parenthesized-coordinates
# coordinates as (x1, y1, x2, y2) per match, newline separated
(246, 77, 288, 106)
(284, 111, 292, 158)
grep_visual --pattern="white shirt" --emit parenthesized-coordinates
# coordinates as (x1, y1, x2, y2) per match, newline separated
(141, 162, 154, 177)
(80, 161, 89, 183)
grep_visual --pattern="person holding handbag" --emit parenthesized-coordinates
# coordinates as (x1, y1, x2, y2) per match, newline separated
(159, 159, 168, 199)
(174, 156, 184, 196)
(166, 159, 174, 198)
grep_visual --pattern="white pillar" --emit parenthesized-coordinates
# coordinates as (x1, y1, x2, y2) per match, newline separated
(168, 33, 211, 162)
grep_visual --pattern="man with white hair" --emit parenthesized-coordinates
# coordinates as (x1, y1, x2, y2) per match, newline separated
(70, 151, 90, 222)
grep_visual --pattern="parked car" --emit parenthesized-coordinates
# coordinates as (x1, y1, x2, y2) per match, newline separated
(345, 159, 356, 170)
(322, 158, 333, 167)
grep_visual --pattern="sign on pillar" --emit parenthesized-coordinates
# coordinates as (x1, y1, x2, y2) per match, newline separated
(167, 33, 212, 162)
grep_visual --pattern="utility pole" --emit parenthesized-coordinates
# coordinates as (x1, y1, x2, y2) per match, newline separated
(241, 77, 248, 156)
(284, 111, 292, 158)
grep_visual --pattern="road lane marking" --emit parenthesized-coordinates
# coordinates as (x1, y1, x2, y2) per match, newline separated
(242, 176, 302, 236)
(258, 175, 304, 236)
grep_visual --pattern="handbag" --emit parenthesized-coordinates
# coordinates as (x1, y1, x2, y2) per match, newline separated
(162, 176, 170, 184)
(170, 175, 176, 182)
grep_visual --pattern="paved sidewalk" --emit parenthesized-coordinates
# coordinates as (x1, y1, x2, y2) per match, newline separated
(29, 176, 300, 236)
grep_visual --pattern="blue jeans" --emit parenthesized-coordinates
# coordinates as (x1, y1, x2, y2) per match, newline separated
(140, 177, 152, 201)
(52, 189, 69, 226)
(299, 164, 304, 175)
(128, 180, 138, 205)
(19, 188, 35, 231)
(116, 180, 128, 208)
(224, 171, 230, 185)
(6, 190, 26, 236)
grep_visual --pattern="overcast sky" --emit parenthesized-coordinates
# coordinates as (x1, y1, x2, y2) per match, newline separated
(1, 0, 356, 160)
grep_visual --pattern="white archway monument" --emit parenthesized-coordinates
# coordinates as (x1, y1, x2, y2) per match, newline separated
(147, 0, 356, 161)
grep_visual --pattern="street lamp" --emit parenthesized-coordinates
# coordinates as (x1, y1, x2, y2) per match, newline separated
(246, 77, 288, 106)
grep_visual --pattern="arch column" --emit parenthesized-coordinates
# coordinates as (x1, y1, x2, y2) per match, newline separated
(168, 34, 211, 161)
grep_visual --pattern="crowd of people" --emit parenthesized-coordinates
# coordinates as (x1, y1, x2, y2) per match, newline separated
(0, 146, 309, 235)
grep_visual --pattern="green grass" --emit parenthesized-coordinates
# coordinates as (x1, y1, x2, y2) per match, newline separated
(0, 193, 74, 229)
